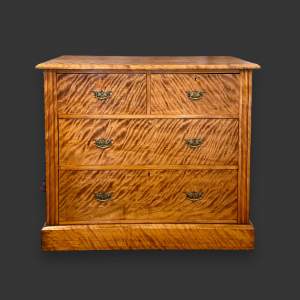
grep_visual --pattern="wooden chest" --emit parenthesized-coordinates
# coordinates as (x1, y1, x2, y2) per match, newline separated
(36, 56, 260, 250)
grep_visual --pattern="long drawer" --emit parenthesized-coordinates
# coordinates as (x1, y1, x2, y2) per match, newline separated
(151, 73, 240, 115)
(59, 169, 238, 224)
(59, 118, 239, 166)
(57, 73, 147, 115)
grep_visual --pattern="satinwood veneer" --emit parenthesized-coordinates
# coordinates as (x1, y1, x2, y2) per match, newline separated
(36, 56, 260, 251)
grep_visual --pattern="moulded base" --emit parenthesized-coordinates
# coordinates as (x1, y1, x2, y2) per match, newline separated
(41, 222, 255, 251)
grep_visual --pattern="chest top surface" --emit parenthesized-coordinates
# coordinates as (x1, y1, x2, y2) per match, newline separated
(36, 55, 260, 70)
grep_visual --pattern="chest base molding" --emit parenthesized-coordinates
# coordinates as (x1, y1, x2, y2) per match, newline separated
(41, 222, 254, 251)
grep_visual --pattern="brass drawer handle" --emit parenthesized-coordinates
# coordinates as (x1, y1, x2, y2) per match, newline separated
(92, 90, 112, 101)
(186, 90, 205, 101)
(95, 192, 112, 202)
(95, 138, 113, 149)
(185, 138, 203, 149)
(185, 191, 203, 201)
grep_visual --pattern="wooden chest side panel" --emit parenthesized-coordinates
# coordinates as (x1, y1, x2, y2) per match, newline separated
(59, 119, 239, 166)
(151, 74, 240, 115)
(238, 70, 253, 223)
(59, 169, 237, 224)
(44, 71, 58, 225)
(57, 73, 147, 115)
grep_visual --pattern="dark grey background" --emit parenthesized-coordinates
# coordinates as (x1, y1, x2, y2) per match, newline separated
(1, 0, 299, 299)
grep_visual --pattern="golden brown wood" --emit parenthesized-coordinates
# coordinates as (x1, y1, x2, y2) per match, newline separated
(57, 73, 146, 115)
(59, 164, 238, 170)
(38, 55, 259, 251)
(41, 223, 254, 250)
(36, 56, 260, 70)
(151, 74, 240, 115)
(238, 70, 252, 223)
(58, 114, 239, 119)
(55, 69, 241, 74)
(146, 72, 151, 114)
(59, 118, 239, 166)
(59, 170, 238, 224)
(44, 71, 58, 225)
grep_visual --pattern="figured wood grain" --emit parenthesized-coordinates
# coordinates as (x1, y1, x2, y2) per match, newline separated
(151, 74, 240, 115)
(41, 223, 254, 250)
(36, 56, 261, 70)
(146, 72, 151, 114)
(238, 70, 252, 223)
(37, 55, 259, 251)
(59, 164, 238, 170)
(55, 69, 241, 74)
(59, 118, 239, 166)
(59, 169, 238, 224)
(57, 73, 146, 115)
(58, 114, 239, 119)
(44, 71, 58, 225)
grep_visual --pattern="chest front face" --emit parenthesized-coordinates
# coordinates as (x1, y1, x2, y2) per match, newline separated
(37, 56, 260, 251)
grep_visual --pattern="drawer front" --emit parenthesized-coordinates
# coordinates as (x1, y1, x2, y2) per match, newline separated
(59, 170, 237, 224)
(57, 73, 147, 115)
(59, 118, 238, 166)
(151, 74, 240, 115)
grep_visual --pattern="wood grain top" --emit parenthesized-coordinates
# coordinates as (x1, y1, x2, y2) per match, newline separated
(36, 56, 260, 70)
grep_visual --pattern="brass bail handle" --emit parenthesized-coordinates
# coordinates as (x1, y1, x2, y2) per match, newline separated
(185, 191, 204, 201)
(95, 192, 112, 202)
(95, 138, 113, 149)
(185, 138, 204, 149)
(186, 90, 205, 101)
(92, 90, 112, 101)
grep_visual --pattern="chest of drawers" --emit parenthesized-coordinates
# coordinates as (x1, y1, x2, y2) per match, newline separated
(36, 56, 260, 251)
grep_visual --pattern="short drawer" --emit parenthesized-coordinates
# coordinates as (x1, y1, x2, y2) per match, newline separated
(59, 170, 238, 224)
(151, 74, 240, 115)
(59, 118, 238, 166)
(57, 73, 147, 115)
